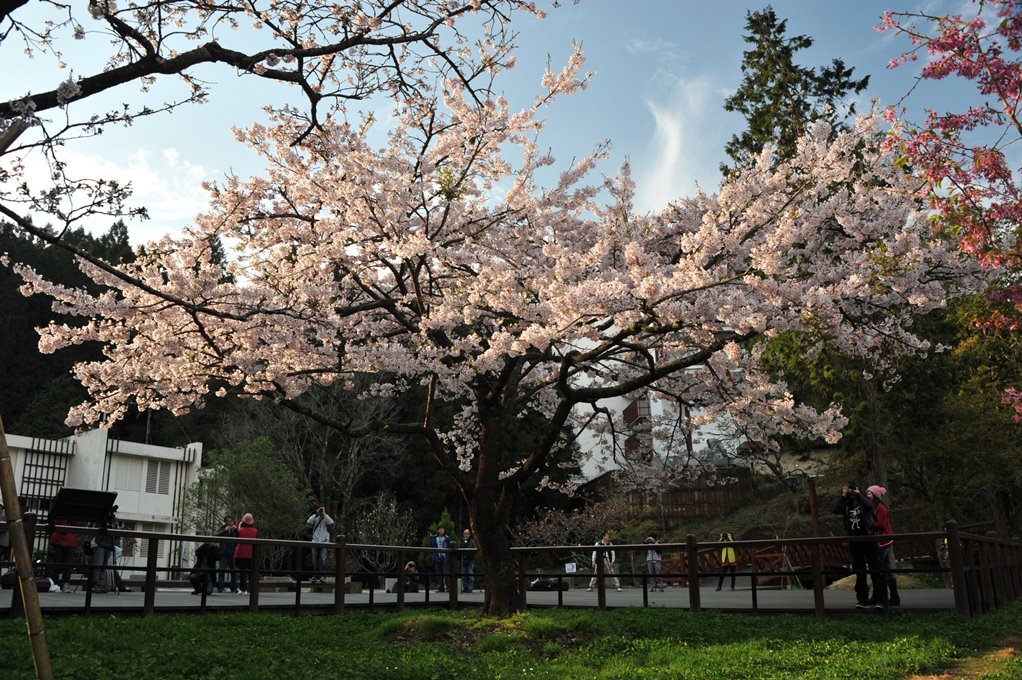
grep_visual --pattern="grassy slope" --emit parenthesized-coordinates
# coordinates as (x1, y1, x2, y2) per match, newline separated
(1, 603, 1019, 679)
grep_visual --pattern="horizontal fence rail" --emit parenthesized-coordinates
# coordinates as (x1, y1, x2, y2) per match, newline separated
(2, 518, 1019, 619)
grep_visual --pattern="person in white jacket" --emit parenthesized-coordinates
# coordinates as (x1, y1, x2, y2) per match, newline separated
(587, 532, 621, 592)
(306, 506, 335, 583)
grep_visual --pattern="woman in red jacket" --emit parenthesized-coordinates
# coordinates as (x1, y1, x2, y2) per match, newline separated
(867, 485, 899, 607)
(48, 520, 79, 593)
(234, 513, 258, 595)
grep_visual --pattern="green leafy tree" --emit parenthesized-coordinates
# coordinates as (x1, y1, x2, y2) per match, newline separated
(216, 378, 405, 536)
(759, 293, 1022, 535)
(184, 437, 312, 539)
(722, 6, 869, 174)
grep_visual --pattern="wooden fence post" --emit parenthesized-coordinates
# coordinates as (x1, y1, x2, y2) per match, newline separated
(449, 543, 459, 609)
(810, 539, 825, 618)
(686, 534, 700, 613)
(143, 537, 159, 616)
(945, 521, 970, 617)
(334, 535, 346, 614)
(248, 543, 260, 612)
(396, 550, 406, 611)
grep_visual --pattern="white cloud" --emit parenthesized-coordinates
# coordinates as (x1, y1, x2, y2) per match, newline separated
(635, 77, 724, 212)
(8, 144, 213, 245)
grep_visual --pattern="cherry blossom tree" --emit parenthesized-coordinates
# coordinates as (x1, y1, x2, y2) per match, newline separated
(879, 1, 1022, 413)
(0, 0, 546, 245)
(6, 42, 990, 613)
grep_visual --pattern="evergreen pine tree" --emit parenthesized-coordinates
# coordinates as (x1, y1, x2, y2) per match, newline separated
(722, 6, 869, 174)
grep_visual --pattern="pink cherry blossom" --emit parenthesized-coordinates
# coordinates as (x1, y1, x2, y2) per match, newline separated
(882, 0, 1022, 414)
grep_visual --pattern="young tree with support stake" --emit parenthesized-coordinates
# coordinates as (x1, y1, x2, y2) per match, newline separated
(6, 39, 991, 615)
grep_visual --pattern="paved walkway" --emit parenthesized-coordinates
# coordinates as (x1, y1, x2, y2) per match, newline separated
(0, 582, 956, 616)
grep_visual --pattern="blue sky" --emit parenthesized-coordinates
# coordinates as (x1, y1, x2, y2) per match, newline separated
(3, 0, 971, 244)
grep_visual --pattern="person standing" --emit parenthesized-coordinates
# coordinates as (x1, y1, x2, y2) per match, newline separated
(868, 484, 900, 607)
(459, 528, 476, 593)
(216, 516, 239, 593)
(47, 518, 79, 593)
(644, 534, 665, 592)
(587, 532, 621, 592)
(715, 531, 737, 591)
(235, 513, 258, 595)
(306, 506, 334, 583)
(833, 483, 886, 609)
(92, 506, 119, 593)
(429, 526, 452, 593)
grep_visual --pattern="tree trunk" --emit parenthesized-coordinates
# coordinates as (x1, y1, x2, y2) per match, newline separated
(465, 389, 525, 617)
(469, 496, 520, 616)
(478, 551, 519, 616)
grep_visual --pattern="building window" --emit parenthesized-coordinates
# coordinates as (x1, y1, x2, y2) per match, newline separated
(135, 522, 165, 559)
(114, 458, 142, 491)
(145, 460, 171, 495)
(20, 448, 70, 515)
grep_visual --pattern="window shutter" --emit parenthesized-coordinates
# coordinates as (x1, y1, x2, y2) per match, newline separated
(145, 460, 173, 495)
(157, 461, 171, 495)
(145, 460, 159, 493)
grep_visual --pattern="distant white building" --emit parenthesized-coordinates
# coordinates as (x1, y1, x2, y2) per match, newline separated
(576, 389, 742, 481)
(4, 428, 202, 576)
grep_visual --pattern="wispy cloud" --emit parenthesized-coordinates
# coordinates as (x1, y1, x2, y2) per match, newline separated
(635, 77, 726, 212)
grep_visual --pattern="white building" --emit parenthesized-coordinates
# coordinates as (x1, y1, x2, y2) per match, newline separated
(4, 428, 202, 576)
(576, 389, 741, 481)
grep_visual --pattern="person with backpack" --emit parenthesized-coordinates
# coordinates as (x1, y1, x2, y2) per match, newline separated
(188, 541, 222, 595)
(645, 534, 665, 592)
(587, 532, 621, 592)
(715, 531, 738, 591)
(833, 483, 887, 609)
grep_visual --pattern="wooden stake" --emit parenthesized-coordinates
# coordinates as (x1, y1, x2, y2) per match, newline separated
(0, 415, 54, 679)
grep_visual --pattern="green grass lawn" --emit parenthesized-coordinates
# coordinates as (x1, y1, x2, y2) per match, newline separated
(2, 603, 1020, 679)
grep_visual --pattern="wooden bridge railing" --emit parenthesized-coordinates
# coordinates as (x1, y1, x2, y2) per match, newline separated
(2, 519, 1020, 619)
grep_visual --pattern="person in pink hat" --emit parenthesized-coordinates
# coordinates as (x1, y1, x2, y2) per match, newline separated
(234, 513, 258, 595)
(867, 485, 900, 607)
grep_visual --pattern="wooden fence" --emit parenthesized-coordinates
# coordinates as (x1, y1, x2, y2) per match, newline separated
(2, 517, 1020, 619)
